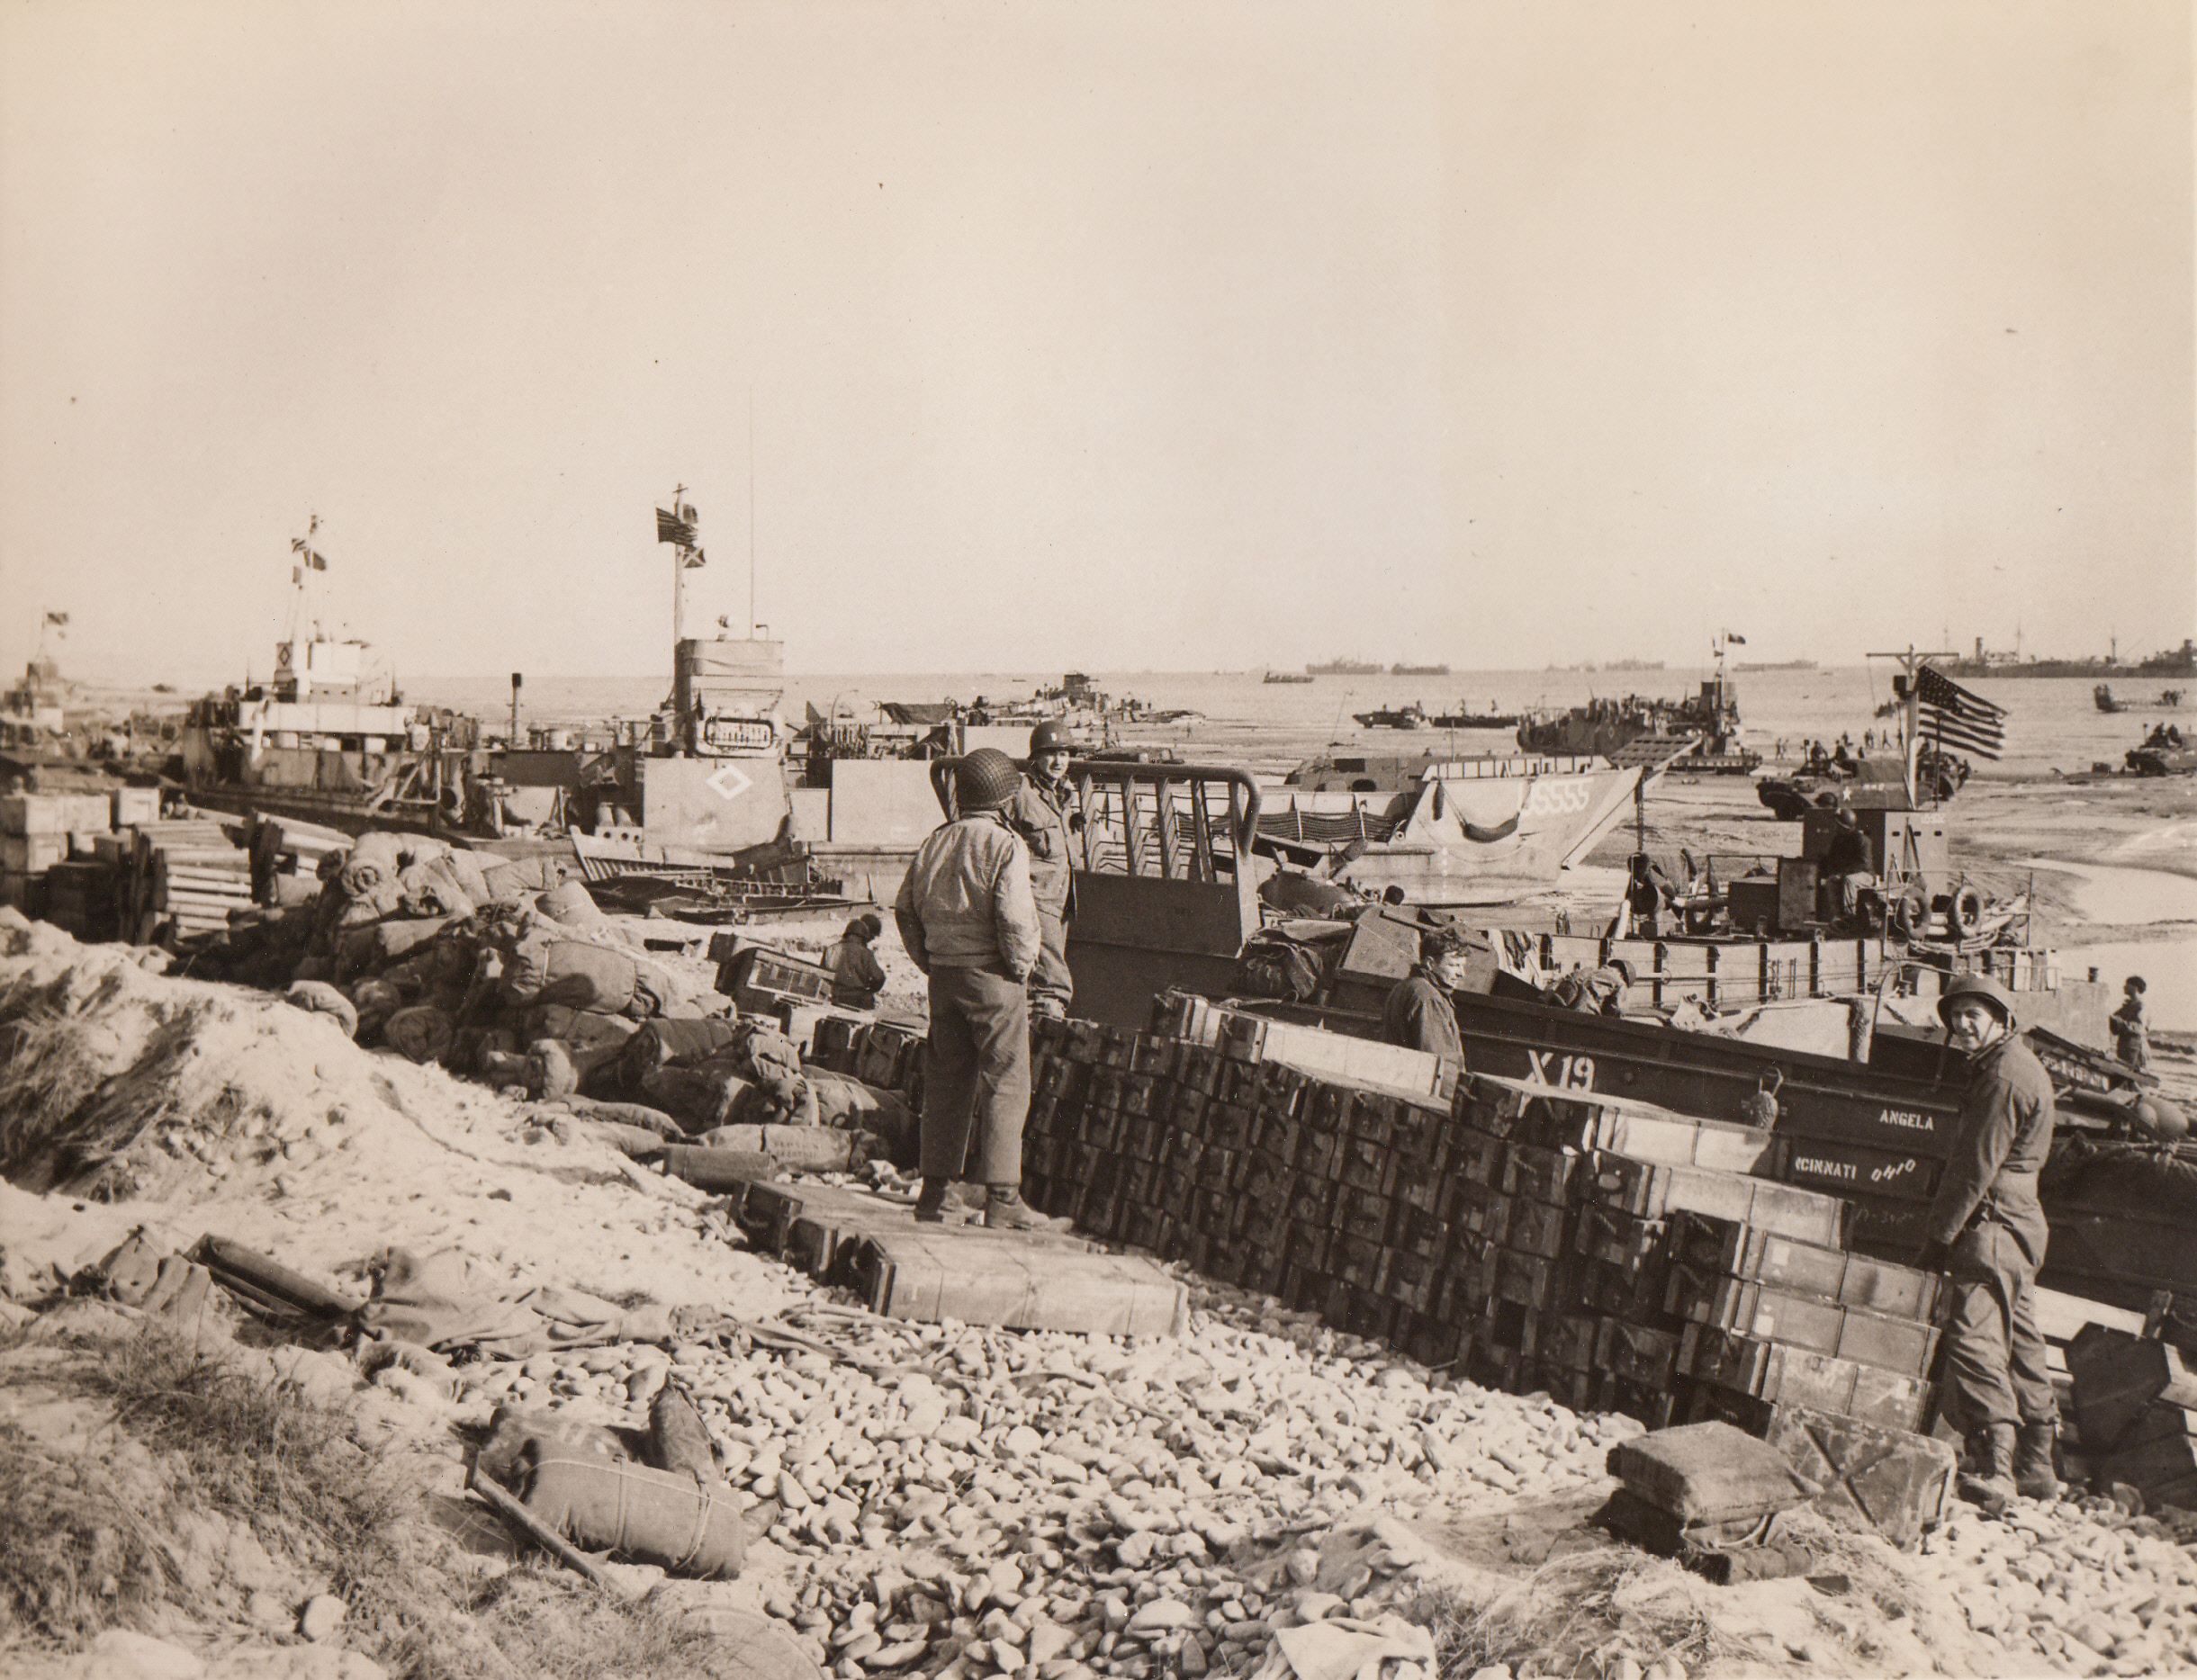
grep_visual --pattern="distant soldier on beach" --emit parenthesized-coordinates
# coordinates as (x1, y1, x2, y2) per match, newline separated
(2110, 976, 2150, 1074)
(1007, 719, 1082, 1022)
(894, 749, 1065, 1231)
(1915, 973, 2060, 1512)
(1382, 926, 1470, 1062)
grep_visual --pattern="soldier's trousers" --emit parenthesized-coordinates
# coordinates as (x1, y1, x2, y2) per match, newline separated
(1028, 909, 1073, 1018)
(1942, 1221, 2057, 1433)
(919, 963, 1031, 1186)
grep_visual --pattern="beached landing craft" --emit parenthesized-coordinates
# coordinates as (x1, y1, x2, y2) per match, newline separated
(1260, 748, 1667, 905)
(177, 530, 491, 838)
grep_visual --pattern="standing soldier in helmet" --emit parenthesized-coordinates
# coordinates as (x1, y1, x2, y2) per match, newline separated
(1915, 972, 2059, 1513)
(824, 912, 887, 1011)
(1007, 718, 1083, 1022)
(894, 749, 1067, 1231)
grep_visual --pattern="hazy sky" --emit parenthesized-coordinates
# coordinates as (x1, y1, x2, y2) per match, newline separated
(2, 0, 2189, 683)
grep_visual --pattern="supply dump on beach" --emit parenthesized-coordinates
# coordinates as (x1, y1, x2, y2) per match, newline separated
(4, 642, 2197, 1680)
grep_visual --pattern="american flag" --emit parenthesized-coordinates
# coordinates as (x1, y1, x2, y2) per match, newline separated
(1914, 665, 2006, 760)
(655, 506, 698, 549)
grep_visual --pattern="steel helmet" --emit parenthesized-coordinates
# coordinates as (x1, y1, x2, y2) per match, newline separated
(2129, 1095, 2189, 1145)
(1029, 719, 1076, 757)
(1936, 971, 2020, 1032)
(954, 749, 1022, 811)
(1608, 958, 1637, 987)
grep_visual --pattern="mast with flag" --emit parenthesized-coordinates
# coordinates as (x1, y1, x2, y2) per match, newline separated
(1868, 645, 2005, 806)
(655, 490, 705, 643)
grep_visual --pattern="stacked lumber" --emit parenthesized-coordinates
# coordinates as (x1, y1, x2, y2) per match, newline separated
(1023, 992, 1953, 1486)
(125, 819, 253, 942)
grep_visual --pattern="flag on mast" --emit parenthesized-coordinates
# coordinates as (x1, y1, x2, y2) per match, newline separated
(44, 611, 68, 626)
(290, 538, 327, 570)
(655, 507, 698, 549)
(1914, 665, 2006, 760)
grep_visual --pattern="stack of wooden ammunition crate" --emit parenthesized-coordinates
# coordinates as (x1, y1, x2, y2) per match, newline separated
(1025, 992, 1950, 1467)
(3, 789, 120, 930)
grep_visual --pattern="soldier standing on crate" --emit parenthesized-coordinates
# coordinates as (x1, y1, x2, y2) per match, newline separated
(894, 749, 1070, 1232)
(1382, 925, 1470, 1062)
(1007, 719, 1082, 1022)
(1914, 972, 2060, 1512)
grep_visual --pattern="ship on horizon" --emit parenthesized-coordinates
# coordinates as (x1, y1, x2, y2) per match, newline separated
(1939, 635, 2196, 680)
(1306, 657, 1382, 676)
(1391, 660, 1450, 676)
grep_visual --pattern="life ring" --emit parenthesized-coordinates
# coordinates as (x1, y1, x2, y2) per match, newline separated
(1891, 886, 1928, 942)
(1948, 885, 1985, 939)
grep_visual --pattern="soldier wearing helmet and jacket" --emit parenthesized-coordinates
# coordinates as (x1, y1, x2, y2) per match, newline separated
(1006, 718, 1083, 1021)
(1915, 972, 2059, 1512)
(894, 749, 1068, 1232)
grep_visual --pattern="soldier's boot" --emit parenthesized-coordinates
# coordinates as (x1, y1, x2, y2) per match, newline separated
(2012, 1419, 2063, 1503)
(913, 1177, 952, 1224)
(984, 1186, 1075, 1234)
(1958, 1423, 2019, 1515)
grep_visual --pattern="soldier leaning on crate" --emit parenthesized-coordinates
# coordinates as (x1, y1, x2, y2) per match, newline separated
(1006, 719, 1083, 1022)
(894, 749, 1070, 1233)
(1547, 958, 1634, 1017)
(1914, 972, 2060, 1513)
(1382, 925, 1470, 1063)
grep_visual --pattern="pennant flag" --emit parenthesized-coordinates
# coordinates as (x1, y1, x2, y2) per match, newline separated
(290, 538, 327, 570)
(1914, 665, 2006, 760)
(656, 507, 698, 548)
(44, 611, 68, 626)
(1725, 632, 1747, 644)
(681, 547, 707, 570)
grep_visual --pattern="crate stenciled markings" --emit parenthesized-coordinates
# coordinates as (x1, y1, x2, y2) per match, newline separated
(1772, 1136, 1940, 1206)
(1668, 1211, 1945, 1322)
(1664, 1266, 1940, 1379)
(1679, 1323, 1933, 1433)
(1493, 1245, 1576, 1309)
(1449, 1127, 1508, 1189)
(1440, 1178, 1513, 1245)
(1574, 1202, 1669, 1270)
(1583, 1152, 1849, 1248)
(1596, 1317, 1684, 1388)
(1501, 1142, 1580, 1206)
(1524, 1308, 1603, 1373)
(1507, 1197, 1574, 1260)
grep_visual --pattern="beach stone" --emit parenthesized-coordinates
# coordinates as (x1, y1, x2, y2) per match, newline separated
(298, 1595, 347, 1641)
(1125, 1600, 1194, 1637)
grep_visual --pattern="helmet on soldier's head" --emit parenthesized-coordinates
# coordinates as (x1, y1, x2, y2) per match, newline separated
(1029, 719, 1076, 757)
(954, 749, 1022, 811)
(1608, 958, 1636, 987)
(1936, 971, 2020, 1033)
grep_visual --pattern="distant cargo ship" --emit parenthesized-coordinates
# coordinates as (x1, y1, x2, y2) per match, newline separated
(1734, 659, 1816, 672)
(1391, 661, 1450, 677)
(1261, 670, 1314, 684)
(1938, 637, 2196, 679)
(1306, 658, 1382, 676)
